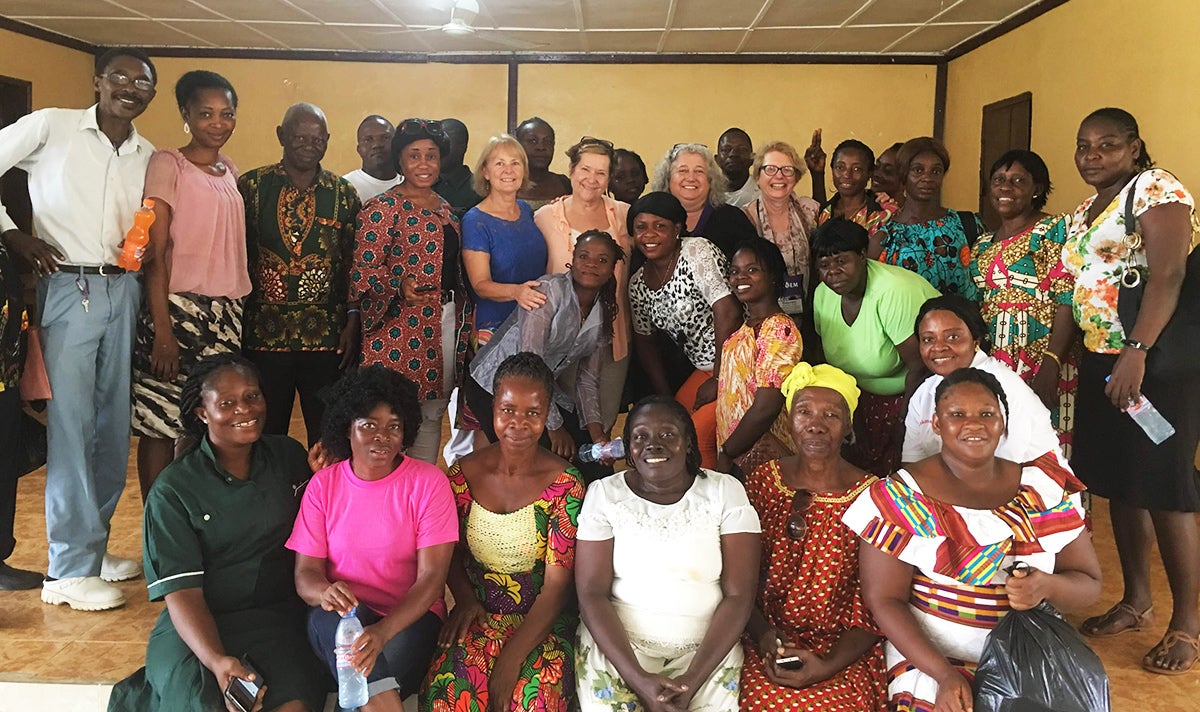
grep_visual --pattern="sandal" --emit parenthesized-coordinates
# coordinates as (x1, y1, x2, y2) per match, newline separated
(1143, 630, 1200, 675)
(1079, 602, 1154, 638)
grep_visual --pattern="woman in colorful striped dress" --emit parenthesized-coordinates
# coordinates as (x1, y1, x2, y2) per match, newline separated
(843, 368, 1100, 711)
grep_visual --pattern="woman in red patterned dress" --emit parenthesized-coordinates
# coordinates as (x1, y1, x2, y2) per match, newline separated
(740, 362, 886, 711)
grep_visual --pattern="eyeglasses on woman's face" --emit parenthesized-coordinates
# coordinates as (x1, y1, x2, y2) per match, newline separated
(760, 164, 798, 178)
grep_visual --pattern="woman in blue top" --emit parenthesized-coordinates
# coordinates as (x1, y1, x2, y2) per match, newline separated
(874, 137, 984, 301)
(461, 134, 550, 347)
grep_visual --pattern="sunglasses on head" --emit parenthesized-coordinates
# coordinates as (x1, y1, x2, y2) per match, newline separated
(578, 135, 614, 152)
(399, 119, 444, 137)
(786, 489, 815, 541)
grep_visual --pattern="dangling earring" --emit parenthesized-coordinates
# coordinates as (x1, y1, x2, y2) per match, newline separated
(183, 122, 190, 134)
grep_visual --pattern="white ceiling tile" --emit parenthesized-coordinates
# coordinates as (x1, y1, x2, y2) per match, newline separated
(581, 0, 669, 30)
(334, 26, 439, 52)
(660, 29, 745, 53)
(936, 0, 1038, 23)
(160, 19, 287, 47)
(106, 0, 223, 20)
(739, 28, 836, 53)
(583, 30, 664, 53)
(671, 0, 768, 29)
(19, 17, 215, 46)
(3, 0, 126, 18)
(759, 0, 870, 28)
(887, 23, 987, 52)
(246, 22, 362, 50)
(483, 0, 578, 30)
(280, 0, 389, 24)
(187, 0, 311, 22)
(816, 25, 919, 52)
(851, 0, 965, 25)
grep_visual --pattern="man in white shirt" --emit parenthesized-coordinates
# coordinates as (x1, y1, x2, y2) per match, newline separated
(342, 114, 402, 201)
(0, 48, 158, 610)
(718, 127, 759, 207)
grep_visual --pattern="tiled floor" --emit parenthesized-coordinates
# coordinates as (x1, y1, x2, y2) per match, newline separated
(3, 418, 1200, 711)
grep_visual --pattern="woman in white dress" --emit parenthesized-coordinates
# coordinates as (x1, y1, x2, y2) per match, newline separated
(575, 396, 761, 712)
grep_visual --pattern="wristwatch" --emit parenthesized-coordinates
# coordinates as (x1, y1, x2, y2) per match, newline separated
(1123, 338, 1151, 352)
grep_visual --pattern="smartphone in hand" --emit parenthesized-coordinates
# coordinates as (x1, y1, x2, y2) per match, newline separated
(224, 655, 264, 712)
(775, 655, 804, 670)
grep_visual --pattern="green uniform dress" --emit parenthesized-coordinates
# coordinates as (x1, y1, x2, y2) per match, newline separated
(108, 435, 328, 712)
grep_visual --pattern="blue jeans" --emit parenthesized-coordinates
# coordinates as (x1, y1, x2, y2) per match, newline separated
(37, 271, 139, 579)
(306, 605, 442, 702)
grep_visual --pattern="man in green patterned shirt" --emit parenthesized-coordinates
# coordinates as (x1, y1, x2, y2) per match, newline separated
(238, 103, 361, 446)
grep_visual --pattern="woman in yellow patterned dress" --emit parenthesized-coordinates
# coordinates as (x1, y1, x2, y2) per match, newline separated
(969, 150, 1079, 456)
(421, 353, 585, 711)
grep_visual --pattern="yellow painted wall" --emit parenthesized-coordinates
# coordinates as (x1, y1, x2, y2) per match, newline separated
(518, 63, 936, 187)
(944, 1, 1200, 216)
(0, 28, 92, 110)
(136, 58, 508, 176)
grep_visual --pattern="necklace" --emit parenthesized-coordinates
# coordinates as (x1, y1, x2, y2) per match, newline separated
(647, 242, 681, 289)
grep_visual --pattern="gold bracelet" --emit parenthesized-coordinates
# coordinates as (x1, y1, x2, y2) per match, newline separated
(1043, 350, 1062, 368)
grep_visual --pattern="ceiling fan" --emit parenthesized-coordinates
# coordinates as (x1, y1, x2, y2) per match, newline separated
(375, 0, 546, 50)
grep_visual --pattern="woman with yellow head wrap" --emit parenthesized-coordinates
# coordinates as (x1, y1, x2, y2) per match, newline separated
(739, 359, 887, 712)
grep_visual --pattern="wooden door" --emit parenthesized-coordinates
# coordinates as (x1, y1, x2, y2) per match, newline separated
(978, 92, 1031, 230)
(0, 76, 33, 236)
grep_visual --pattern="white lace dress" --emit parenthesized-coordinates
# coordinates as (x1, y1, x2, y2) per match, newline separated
(575, 470, 761, 711)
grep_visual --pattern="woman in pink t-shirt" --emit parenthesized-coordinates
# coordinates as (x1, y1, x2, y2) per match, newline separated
(287, 365, 458, 709)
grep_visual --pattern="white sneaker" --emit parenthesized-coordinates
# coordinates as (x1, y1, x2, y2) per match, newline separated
(100, 553, 142, 582)
(41, 576, 126, 611)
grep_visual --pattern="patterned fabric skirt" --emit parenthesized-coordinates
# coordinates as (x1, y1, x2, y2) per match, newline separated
(845, 391, 905, 477)
(420, 609, 577, 712)
(887, 574, 1007, 711)
(132, 293, 243, 439)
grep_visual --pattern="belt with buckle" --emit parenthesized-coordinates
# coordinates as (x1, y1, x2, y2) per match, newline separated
(64, 264, 127, 276)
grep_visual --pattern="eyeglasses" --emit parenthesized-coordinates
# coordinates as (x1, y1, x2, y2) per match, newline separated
(399, 119, 445, 137)
(785, 489, 815, 540)
(670, 142, 708, 160)
(101, 71, 155, 92)
(761, 165, 798, 178)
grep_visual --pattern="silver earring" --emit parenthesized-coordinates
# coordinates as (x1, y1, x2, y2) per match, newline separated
(183, 123, 190, 134)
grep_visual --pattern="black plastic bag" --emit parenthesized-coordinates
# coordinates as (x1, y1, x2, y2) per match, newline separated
(974, 602, 1109, 712)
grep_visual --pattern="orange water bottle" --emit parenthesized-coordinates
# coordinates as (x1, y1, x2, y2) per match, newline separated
(117, 198, 156, 271)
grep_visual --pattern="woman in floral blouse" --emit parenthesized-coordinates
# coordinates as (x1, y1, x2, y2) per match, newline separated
(1064, 107, 1200, 675)
(352, 119, 472, 464)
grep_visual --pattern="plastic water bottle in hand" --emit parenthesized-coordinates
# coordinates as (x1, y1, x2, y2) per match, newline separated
(1126, 395, 1176, 444)
(335, 607, 369, 709)
(578, 437, 625, 463)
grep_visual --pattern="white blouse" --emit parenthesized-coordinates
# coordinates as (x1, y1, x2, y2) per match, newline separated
(577, 470, 760, 651)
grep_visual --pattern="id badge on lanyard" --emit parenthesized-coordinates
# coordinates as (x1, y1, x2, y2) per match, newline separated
(779, 273, 805, 315)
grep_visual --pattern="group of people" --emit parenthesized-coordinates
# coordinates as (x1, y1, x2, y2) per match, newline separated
(0, 46, 1197, 712)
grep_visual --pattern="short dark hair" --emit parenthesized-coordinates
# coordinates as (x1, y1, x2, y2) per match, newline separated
(898, 136, 951, 176)
(623, 395, 704, 479)
(515, 116, 553, 138)
(174, 70, 237, 111)
(811, 218, 869, 259)
(391, 118, 450, 170)
(934, 367, 1010, 427)
(94, 47, 157, 84)
(990, 149, 1052, 210)
(493, 352, 556, 401)
(320, 365, 422, 461)
(915, 294, 991, 354)
(179, 353, 260, 440)
(732, 238, 787, 298)
(833, 139, 875, 169)
(1082, 107, 1154, 170)
(613, 148, 648, 182)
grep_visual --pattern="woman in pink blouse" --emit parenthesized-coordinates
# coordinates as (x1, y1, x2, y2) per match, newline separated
(133, 70, 249, 496)
(535, 136, 632, 432)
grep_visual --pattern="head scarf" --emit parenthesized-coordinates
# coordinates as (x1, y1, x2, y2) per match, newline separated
(780, 362, 861, 422)
(627, 191, 686, 236)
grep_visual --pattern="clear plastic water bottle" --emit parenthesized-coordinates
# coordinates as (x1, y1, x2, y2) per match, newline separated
(578, 438, 625, 463)
(1126, 396, 1176, 444)
(335, 607, 369, 710)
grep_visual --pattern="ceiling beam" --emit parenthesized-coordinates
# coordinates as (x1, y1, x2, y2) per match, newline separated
(944, 0, 1070, 60)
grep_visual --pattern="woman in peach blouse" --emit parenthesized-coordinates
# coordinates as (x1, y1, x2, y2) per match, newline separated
(535, 137, 632, 432)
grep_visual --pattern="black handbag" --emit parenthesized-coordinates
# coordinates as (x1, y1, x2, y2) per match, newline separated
(19, 409, 47, 477)
(1115, 171, 1200, 377)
